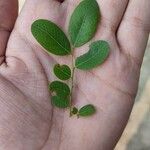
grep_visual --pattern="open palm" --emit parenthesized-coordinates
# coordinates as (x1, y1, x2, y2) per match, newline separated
(0, 0, 149, 150)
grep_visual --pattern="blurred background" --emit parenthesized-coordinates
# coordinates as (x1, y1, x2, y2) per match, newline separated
(19, 0, 150, 149)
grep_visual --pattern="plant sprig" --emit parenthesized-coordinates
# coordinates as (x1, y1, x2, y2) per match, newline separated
(31, 0, 110, 118)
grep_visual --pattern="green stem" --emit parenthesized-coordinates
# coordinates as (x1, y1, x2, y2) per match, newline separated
(69, 52, 75, 116)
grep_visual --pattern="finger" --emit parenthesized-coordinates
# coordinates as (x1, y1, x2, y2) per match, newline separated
(117, 0, 150, 63)
(4, 0, 62, 72)
(64, 0, 129, 33)
(14, 0, 61, 36)
(97, 0, 129, 33)
(0, 0, 18, 63)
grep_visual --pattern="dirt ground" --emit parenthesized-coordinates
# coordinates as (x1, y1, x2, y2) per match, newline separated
(115, 39, 150, 150)
(19, 1, 150, 149)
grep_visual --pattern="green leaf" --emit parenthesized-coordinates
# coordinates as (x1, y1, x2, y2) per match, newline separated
(75, 40, 110, 70)
(69, 0, 100, 47)
(31, 19, 71, 56)
(78, 104, 96, 117)
(51, 96, 69, 108)
(49, 81, 70, 98)
(54, 64, 71, 80)
(71, 107, 78, 115)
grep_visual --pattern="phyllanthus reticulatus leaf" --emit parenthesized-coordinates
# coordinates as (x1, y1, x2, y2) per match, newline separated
(31, 0, 110, 118)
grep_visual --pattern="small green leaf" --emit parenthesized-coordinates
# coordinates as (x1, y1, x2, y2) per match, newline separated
(31, 19, 71, 56)
(78, 104, 96, 117)
(69, 0, 100, 47)
(71, 107, 78, 115)
(54, 64, 71, 80)
(49, 81, 70, 98)
(51, 96, 69, 108)
(75, 40, 110, 70)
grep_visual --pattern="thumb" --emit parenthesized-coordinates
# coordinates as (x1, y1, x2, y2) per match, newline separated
(0, 0, 18, 64)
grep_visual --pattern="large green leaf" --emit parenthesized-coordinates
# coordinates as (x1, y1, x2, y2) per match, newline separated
(51, 96, 69, 108)
(69, 0, 100, 47)
(49, 81, 70, 98)
(31, 19, 71, 56)
(75, 41, 110, 70)
(54, 64, 71, 80)
(78, 104, 96, 117)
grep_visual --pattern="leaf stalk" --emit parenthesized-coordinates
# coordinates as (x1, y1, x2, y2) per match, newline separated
(69, 52, 76, 116)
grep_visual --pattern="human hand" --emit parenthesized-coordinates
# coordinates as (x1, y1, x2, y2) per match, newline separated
(0, 0, 149, 149)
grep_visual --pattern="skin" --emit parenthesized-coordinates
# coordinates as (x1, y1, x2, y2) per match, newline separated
(0, 0, 149, 149)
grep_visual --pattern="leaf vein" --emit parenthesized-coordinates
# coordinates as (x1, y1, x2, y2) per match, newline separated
(34, 25, 70, 54)
(73, 15, 87, 46)
(76, 50, 100, 67)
